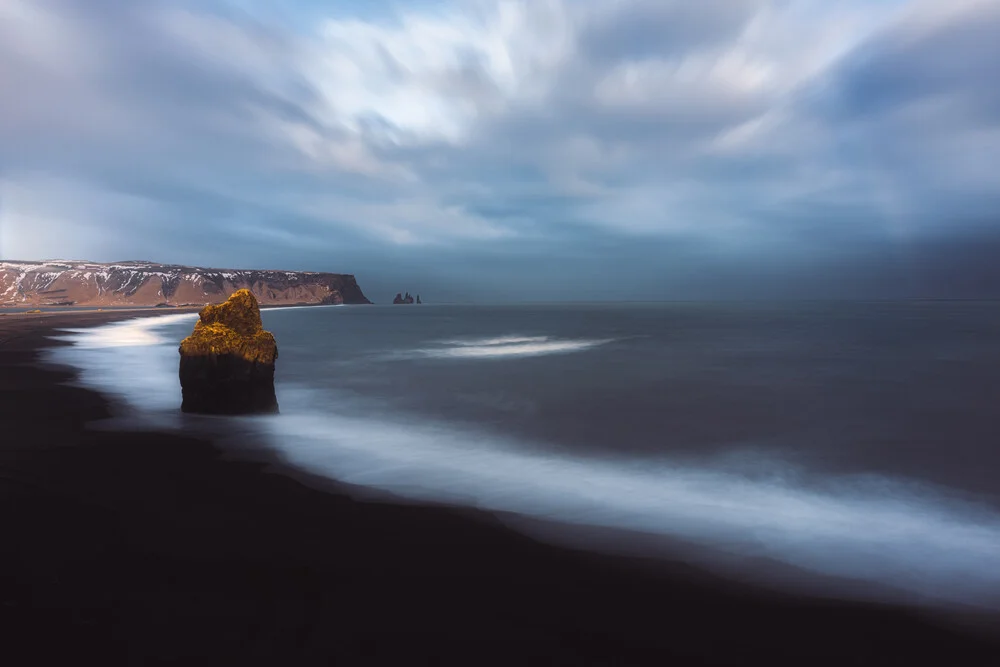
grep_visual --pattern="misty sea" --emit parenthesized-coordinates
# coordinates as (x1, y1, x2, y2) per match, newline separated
(49, 302, 1000, 611)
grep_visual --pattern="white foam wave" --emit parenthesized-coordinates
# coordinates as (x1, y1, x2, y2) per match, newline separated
(55, 312, 199, 349)
(420, 335, 611, 359)
(442, 335, 551, 346)
(260, 404, 1000, 609)
(47, 313, 202, 430)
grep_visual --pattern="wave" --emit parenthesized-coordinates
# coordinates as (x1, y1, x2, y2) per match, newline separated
(419, 334, 612, 359)
(441, 335, 551, 346)
(47, 311, 1000, 611)
(259, 403, 1000, 610)
(55, 312, 199, 349)
(47, 314, 200, 427)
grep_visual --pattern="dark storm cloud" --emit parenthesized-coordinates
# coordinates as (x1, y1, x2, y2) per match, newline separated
(578, 0, 765, 61)
(2, 0, 999, 298)
(794, 1, 1000, 236)
(819, 3, 1000, 121)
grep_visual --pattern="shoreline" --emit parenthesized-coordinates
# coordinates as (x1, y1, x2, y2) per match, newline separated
(0, 302, 346, 314)
(3, 311, 1000, 665)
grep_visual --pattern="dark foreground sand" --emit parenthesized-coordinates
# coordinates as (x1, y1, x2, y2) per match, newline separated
(2, 311, 999, 665)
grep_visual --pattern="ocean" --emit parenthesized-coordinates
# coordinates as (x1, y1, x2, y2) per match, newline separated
(48, 302, 1000, 611)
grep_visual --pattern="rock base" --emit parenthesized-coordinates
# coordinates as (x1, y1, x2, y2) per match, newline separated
(179, 353, 278, 415)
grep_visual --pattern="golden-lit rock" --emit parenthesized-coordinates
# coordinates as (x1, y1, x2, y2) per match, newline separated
(178, 289, 279, 414)
(180, 289, 277, 364)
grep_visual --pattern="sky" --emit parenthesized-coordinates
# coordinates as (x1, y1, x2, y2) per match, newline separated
(1, 0, 999, 302)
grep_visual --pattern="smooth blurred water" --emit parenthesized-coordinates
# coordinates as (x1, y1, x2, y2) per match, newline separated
(48, 302, 1000, 609)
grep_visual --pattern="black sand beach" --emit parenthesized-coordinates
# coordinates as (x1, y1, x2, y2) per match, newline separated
(2, 311, 1000, 665)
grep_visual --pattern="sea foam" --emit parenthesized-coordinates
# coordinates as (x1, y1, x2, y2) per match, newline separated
(259, 402, 1000, 610)
(58, 312, 198, 348)
(418, 335, 612, 359)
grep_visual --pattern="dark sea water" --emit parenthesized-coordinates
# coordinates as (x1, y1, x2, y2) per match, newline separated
(50, 302, 1000, 610)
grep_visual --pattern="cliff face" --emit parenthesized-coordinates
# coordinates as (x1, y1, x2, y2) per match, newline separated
(0, 260, 371, 307)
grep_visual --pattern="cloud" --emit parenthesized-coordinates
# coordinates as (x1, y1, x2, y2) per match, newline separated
(1, 0, 998, 297)
(804, 0, 1000, 232)
(578, 0, 767, 61)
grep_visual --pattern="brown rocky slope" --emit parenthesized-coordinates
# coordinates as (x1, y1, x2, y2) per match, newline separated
(0, 260, 370, 307)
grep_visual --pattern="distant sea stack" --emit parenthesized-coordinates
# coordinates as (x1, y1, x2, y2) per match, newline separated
(393, 292, 418, 304)
(0, 260, 371, 307)
(178, 289, 279, 415)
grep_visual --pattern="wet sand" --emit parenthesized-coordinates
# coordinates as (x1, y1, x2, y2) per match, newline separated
(2, 311, 999, 665)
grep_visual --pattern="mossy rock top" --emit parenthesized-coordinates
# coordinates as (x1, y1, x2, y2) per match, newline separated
(179, 289, 277, 364)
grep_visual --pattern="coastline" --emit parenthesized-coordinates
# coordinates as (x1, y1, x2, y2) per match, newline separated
(3, 312, 1000, 665)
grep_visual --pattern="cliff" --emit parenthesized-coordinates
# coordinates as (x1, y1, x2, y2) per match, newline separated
(0, 260, 371, 307)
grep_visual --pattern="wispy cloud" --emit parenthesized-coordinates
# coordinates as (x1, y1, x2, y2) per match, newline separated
(1, 0, 998, 297)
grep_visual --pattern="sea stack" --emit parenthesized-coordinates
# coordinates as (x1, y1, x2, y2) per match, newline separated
(393, 292, 415, 304)
(178, 289, 278, 414)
